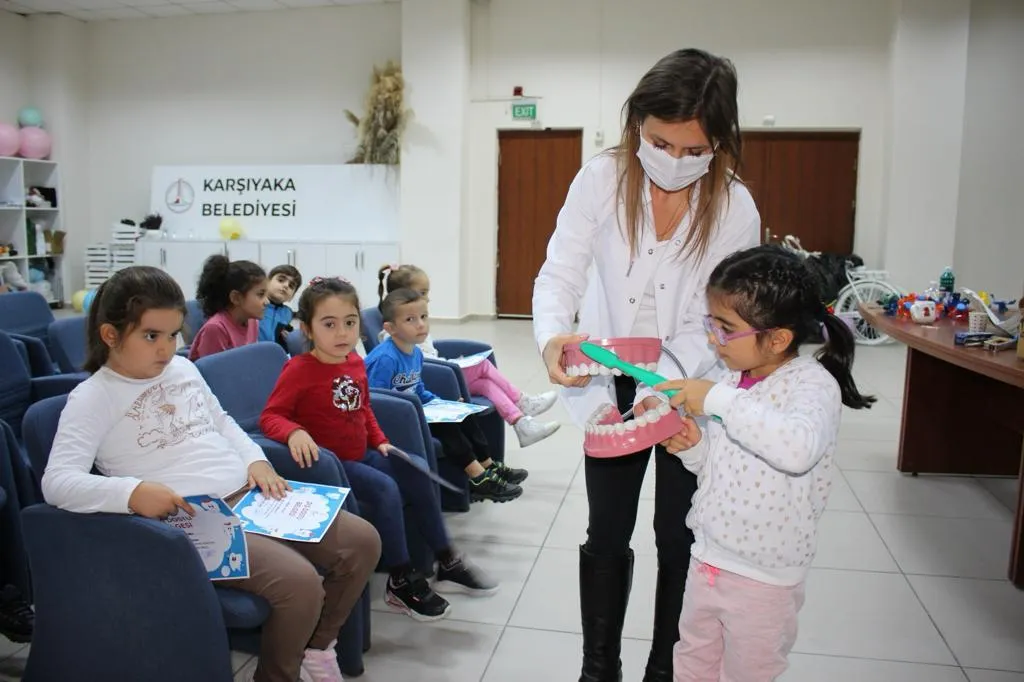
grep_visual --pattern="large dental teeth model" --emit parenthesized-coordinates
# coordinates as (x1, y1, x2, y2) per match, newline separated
(582, 397, 681, 458)
(560, 337, 684, 458)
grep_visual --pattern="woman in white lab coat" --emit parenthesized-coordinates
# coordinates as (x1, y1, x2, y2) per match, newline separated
(532, 48, 760, 682)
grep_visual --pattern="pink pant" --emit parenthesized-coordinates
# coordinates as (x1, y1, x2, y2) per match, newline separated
(462, 361, 523, 424)
(673, 558, 805, 682)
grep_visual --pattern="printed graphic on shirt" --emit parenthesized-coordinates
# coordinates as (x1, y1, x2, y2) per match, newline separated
(332, 376, 363, 412)
(127, 380, 215, 449)
(391, 369, 420, 393)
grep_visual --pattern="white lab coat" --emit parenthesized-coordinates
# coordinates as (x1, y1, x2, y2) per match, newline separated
(532, 152, 760, 428)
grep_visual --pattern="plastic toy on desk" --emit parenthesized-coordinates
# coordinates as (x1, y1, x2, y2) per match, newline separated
(560, 338, 688, 459)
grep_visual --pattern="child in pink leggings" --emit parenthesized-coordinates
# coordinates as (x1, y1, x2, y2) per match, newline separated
(654, 246, 875, 681)
(377, 264, 560, 448)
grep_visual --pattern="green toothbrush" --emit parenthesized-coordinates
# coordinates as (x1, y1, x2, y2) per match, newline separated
(579, 342, 678, 397)
(579, 341, 724, 424)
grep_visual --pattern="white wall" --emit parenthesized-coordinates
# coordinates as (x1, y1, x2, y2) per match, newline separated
(464, 0, 896, 316)
(85, 2, 400, 253)
(953, 0, 1024, 299)
(882, 0, 970, 293)
(25, 15, 90, 299)
(401, 0, 470, 319)
(0, 12, 28, 123)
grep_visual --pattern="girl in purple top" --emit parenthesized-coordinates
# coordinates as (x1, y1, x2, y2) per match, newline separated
(188, 255, 267, 361)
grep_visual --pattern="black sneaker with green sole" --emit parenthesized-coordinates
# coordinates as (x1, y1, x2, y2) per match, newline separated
(469, 470, 522, 502)
(488, 461, 528, 485)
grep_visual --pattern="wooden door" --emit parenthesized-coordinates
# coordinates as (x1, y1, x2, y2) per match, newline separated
(496, 129, 583, 317)
(739, 131, 860, 254)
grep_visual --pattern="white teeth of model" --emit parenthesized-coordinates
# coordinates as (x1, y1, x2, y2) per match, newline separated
(591, 363, 603, 376)
(577, 363, 590, 376)
(635, 413, 648, 427)
(567, 365, 578, 377)
(599, 365, 611, 376)
(613, 423, 625, 435)
(600, 425, 613, 435)
(612, 368, 622, 376)
(625, 421, 638, 432)
(657, 402, 672, 416)
(648, 362, 660, 371)
(585, 422, 594, 434)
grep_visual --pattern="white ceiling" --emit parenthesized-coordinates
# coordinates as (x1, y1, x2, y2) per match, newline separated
(0, 0, 390, 21)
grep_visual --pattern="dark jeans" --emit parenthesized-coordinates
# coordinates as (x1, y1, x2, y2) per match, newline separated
(341, 450, 450, 568)
(584, 375, 697, 567)
(428, 416, 491, 470)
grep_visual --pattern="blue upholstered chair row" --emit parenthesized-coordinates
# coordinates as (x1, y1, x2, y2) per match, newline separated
(285, 320, 506, 512)
(9, 341, 454, 680)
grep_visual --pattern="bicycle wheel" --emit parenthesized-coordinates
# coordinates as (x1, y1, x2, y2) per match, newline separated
(834, 279, 903, 345)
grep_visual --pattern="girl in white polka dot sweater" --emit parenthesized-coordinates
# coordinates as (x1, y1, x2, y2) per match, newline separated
(654, 245, 875, 682)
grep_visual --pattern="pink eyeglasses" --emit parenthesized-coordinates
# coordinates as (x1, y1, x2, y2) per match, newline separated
(703, 315, 769, 346)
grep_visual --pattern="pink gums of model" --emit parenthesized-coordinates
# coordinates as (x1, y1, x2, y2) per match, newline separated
(560, 337, 683, 459)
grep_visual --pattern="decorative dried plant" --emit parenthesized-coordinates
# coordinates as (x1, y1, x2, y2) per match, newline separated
(345, 61, 411, 165)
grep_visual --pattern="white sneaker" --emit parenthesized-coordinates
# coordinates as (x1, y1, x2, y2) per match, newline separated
(514, 416, 560, 448)
(516, 391, 558, 417)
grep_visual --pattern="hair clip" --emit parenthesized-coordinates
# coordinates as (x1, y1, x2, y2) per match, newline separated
(309, 275, 351, 286)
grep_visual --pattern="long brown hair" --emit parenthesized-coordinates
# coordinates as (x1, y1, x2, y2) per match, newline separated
(615, 48, 742, 262)
(84, 266, 187, 373)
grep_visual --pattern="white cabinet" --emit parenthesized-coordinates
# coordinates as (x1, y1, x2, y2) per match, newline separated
(323, 242, 400, 305)
(257, 242, 328, 305)
(136, 240, 223, 300)
(137, 239, 400, 307)
(358, 242, 400, 304)
(224, 240, 260, 262)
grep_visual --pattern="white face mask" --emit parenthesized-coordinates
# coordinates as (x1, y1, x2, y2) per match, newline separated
(636, 134, 714, 192)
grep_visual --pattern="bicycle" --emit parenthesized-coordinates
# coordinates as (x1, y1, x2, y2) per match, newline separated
(780, 235, 904, 346)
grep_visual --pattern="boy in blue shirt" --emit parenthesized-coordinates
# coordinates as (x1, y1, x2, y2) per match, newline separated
(259, 264, 302, 349)
(365, 288, 526, 503)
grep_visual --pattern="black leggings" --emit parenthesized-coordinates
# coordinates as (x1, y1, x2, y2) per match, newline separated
(429, 417, 490, 470)
(584, 375, 697, 567)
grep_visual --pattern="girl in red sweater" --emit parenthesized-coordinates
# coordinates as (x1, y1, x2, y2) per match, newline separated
(261, 277, 496, 623)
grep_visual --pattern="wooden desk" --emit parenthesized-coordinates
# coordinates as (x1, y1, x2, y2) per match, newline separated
(860, 307, 1024, 587)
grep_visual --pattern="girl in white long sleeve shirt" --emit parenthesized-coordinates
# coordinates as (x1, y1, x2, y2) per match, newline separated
(656, 246, 875, 682)
(42, 266, 380, 682)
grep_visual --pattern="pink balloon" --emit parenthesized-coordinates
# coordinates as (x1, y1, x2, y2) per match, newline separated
(18, 127, 51, 160)
(0, 123, 18, 156)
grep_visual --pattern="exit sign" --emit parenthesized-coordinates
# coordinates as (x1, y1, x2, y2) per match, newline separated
(511, 100, 537, 121)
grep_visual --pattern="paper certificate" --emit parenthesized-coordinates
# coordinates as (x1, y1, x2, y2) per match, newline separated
(232, 482, 349, 543)
(165, 495, 250, 581)
(422, 398, 489, 424)
(450, 350, 493, 369)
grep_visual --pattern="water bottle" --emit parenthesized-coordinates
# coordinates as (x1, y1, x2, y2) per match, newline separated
(939, 266, 955, 294)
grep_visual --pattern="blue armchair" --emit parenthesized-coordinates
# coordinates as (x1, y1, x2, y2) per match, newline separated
(286, 328, 307, 357)
(0, 420, 31, 600)
(20, 388, 369, 680)
(194, 342, 371, 673)
(368, 388, 449, 566)
(360, 306, 505, 464)
(0, 291, 59, 376)
(0, 331, 85, 507)
(184, 299, 206, 344)
(46, 316, 87, 374)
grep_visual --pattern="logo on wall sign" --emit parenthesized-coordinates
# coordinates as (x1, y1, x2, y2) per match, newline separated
(165, 179, 195, 214)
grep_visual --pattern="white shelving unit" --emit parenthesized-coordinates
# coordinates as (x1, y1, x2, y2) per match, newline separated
(0, 156, 65, 306)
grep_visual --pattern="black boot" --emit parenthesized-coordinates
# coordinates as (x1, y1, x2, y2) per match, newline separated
(579, 545, 634, 682)
(642, 563, 688, 682)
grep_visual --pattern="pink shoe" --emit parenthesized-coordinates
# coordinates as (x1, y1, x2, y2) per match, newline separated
(299, 641, 344, 682)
